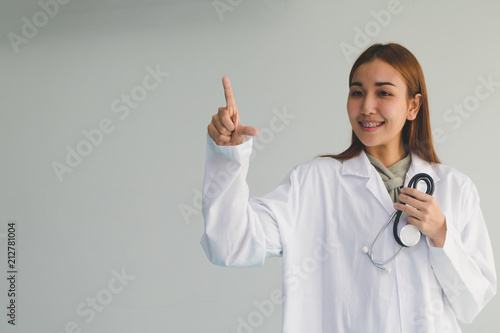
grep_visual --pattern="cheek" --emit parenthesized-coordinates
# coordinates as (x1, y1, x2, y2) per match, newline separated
(346, 99, 358, 119)
(380, 101, 408, 123)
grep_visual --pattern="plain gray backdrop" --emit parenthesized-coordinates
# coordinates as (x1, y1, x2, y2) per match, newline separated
(0, 0, 499, 332)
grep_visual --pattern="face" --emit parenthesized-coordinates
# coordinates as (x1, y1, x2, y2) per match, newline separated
(347, 58, 421, 153)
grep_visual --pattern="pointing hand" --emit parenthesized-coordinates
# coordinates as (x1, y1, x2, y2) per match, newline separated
(207, 76, 259, 146)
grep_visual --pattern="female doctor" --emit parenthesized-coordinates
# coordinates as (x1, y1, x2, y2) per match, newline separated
(201, 43, 496, 332)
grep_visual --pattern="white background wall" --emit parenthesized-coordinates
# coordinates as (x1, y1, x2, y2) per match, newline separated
(0, 0, 499, 332)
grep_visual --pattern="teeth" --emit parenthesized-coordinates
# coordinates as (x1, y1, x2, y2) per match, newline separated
(361, 122, 383, 128)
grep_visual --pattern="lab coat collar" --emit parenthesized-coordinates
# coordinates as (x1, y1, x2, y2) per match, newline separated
(341, 149, 440, 215)
(406, 151, 440, 185)
(340, 150, 372, 178)
(341, 149, 440, 181)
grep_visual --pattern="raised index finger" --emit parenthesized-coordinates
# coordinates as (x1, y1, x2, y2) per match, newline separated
(222, 76, 237, 107)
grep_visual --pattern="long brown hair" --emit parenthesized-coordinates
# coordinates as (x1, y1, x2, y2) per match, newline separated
(317, 43, 440, 164)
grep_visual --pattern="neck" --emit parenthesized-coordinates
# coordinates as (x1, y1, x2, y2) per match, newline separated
(365, 141, 407, 167)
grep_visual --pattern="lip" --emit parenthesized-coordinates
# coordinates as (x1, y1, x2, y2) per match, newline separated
(359, 121, 385, 132)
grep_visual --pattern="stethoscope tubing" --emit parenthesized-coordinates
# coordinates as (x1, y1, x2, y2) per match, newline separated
(392, 173, 435, 247)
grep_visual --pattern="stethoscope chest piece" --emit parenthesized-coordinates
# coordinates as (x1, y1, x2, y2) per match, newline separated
(399, 224, 421, 247)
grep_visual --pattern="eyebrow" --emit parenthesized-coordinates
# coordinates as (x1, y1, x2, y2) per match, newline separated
(349, 81, 396, 87)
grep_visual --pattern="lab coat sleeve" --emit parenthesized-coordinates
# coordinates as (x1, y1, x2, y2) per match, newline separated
(200, 132, 297, 267)
(427, 179, 497, 323)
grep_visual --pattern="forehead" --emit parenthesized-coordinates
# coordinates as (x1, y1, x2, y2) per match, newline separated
(351, 59, 405, 86)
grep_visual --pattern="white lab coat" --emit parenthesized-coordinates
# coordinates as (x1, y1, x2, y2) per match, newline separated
(200, 133, 496, 333)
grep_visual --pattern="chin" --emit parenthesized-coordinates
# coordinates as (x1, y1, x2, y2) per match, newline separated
(356, 136, 378, 147)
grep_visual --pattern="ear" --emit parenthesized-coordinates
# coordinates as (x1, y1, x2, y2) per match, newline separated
(407, 93, 422, 121)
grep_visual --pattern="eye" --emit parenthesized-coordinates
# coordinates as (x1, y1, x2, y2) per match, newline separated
(378, 90, 391, 96)
(350, 90, 362, 97)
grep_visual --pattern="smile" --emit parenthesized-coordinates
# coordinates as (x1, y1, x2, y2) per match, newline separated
(359, 122, 384, 128)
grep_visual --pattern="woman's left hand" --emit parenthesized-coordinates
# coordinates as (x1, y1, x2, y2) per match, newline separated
(393, 187, 447, 248)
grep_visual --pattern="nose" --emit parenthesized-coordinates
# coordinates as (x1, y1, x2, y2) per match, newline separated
(361, 94, 377, 115)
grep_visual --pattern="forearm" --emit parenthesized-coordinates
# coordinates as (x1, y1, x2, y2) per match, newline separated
(200, 133, 267, 267)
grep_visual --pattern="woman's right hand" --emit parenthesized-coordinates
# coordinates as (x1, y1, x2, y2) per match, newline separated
(208, 76, 259, 146)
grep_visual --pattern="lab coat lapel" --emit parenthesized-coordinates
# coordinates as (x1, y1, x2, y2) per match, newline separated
(341, 150, 395, 215)
(405, 152, 441, 188)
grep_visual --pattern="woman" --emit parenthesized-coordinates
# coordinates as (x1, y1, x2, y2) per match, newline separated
(201, 43, 496, 332)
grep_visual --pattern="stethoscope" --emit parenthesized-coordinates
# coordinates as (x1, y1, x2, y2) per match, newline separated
(362, 173, 435, 273)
